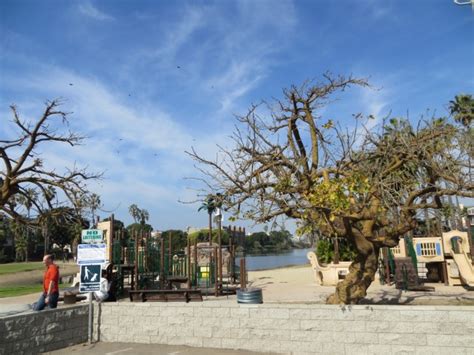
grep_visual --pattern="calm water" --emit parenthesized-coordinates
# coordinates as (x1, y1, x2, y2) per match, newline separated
(237, 248, 313, 271)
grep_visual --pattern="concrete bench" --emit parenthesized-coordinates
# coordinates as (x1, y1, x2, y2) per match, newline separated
(307, 251, 351, 286)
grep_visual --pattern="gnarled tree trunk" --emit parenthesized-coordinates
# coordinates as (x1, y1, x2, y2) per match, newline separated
(327, 236, 380, 304)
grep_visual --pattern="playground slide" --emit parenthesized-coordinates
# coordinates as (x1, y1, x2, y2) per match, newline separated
(450, 249, 474, 287)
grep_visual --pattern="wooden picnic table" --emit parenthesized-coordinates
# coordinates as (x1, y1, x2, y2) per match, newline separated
(128, 288, 202, 303)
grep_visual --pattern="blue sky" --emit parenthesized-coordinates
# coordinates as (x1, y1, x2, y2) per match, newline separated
(1, 0, 473, 232)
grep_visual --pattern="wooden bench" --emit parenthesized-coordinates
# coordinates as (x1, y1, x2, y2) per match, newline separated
(166, 276, 189, 290)
(129, 289, 203, 303)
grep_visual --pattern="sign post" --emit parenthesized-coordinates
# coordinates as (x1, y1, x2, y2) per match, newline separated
(77, 244, 106, 265)
(78, 229, 105, 344)
(80, 262, 101, 342)
(81, 229, 104, 244)
(80, 264, 101, 292)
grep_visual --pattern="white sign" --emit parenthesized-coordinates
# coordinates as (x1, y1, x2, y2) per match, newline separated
(77, 244, 106, 265)
(81, 229, 104, 244)
(80, 264, 101, 292)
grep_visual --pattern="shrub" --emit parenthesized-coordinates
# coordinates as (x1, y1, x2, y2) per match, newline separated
(316, 238, 357, 264)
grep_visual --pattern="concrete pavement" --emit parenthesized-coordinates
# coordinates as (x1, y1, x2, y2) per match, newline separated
(46, 342, 273, 355)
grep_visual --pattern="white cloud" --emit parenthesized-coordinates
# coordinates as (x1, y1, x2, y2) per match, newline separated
(363, 90, 389, 119)
(1, 65, 233, 228)
(78, 1, 114, 21)
(237, 0, 297, 29)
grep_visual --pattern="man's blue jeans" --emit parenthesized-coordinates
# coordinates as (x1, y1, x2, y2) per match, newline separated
(33, 292, 59, 311)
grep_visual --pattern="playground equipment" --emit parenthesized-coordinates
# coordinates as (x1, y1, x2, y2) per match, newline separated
(306, 251, 351, 286)
(98, 219, 246, 301)
(442, 230, 474, 286)
(387, 230, 474, 288)
(306, 219, 474, 290)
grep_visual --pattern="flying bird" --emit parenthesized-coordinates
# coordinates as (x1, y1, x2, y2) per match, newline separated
(69, 83, 74, 86)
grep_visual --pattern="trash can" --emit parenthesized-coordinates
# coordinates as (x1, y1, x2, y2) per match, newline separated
(237, 287, 263, 304)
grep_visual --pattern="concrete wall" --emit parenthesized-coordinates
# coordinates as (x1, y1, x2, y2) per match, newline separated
(0, 305, 88, 355)
(94, 301, 474, 354)
(1, 301, 472, 354)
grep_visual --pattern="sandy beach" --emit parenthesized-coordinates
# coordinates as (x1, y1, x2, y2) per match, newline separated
(248, 264, 474, 305)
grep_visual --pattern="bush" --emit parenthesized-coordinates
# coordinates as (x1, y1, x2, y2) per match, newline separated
(0, 248, 12, 263)
(316, 238, 356, 264)
(188, 229, 229, 245)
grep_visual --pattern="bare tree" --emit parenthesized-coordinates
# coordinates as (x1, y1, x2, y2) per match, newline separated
(0, 99, 101, 226)
(187, 74, 473, 304)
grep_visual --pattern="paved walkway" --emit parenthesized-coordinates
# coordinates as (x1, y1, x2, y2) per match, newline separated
(46, 342, 271, 355)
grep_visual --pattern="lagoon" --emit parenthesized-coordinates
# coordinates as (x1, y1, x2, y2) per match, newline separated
(237, 248, 313, 271)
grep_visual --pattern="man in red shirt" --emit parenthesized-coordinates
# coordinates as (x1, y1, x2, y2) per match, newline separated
(34, 254, 60, 311)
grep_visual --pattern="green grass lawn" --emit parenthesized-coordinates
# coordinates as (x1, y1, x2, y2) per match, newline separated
(0, 284, 43, 298)
(0, 262, 45, 275)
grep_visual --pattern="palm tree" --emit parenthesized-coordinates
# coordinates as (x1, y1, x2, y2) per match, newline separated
(449, 94, 474, 127)
(11, 219, 27, 262)
(41, 187, 56, 254)
(128, 204, 140, 224)
(16, 188, 37, 261)
(86, 193, 101, 227)
(139, 209, 149, 226)
(198, 195, 216, 245)
(449, 94, 473, 186)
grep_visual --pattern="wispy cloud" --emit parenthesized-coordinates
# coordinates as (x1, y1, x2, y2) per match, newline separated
(199, 2, 297, 115)
(78, 1, 114, 21)
(208, 60, 265, 113)
(359, 0, 396, 21)
(136, 5, 206, 70)
(123, 2, 297, 120)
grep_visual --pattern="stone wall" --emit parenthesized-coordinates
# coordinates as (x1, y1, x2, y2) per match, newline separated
(94, 301, 474, 354)
(0, 305, 88, 355)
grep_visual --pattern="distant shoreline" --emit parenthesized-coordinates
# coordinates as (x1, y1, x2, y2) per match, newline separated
(248, 263, 310, 272)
